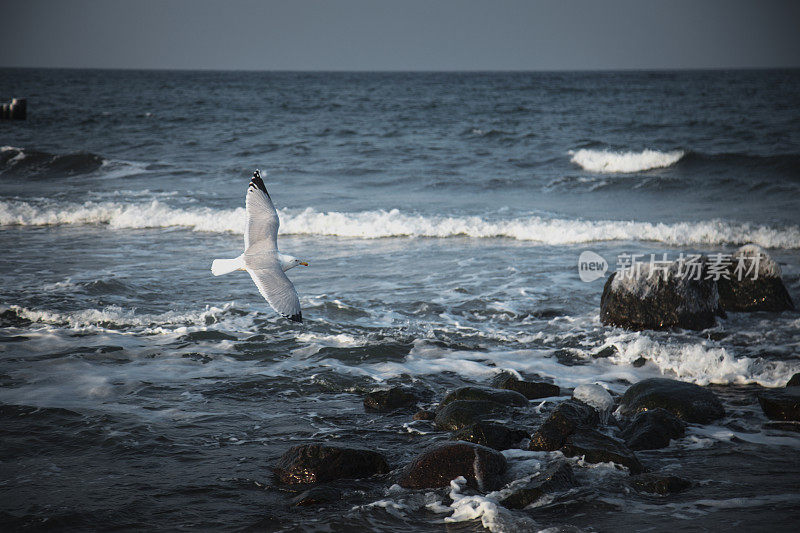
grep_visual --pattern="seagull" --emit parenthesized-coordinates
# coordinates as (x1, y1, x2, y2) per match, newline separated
(211, 170, 308, 322)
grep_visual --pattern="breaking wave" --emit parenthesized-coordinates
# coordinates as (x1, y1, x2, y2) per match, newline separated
(1, 146, 106, 178)
(570, 148, 685, 173)
(2, 199, 800, 248)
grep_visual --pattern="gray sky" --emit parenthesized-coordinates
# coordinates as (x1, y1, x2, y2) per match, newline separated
(3, 0, 799, 70)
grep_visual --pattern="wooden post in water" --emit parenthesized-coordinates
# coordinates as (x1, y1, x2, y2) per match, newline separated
(10, 98, 26, 120)
(0, 103, 9, 119)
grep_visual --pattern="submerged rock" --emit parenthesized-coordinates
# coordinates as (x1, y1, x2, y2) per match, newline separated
(492, 375, 561, 400)
(529, 400, 599, 451)
(717, 244, 794, 312)
(618, 408, 686, 450)
(434, 400, 509, 431)
(273, 444, 389, 485)
(441, 386, 528, 407)
(628, 473, 691, 495)
(291, 486, 341, 506)
(758, 387, 800, 421)
(398, 441, 507, 491)
(592, 345, 618, 359)
(412, 409, 435, 421)
(451, 422, 529, 450)
(500, 460, 577, 509)
(363, 386, 419, 412)
(619, 378, 725, 424)
(561, 427, 643, 474)
(600, 257, 724, 331)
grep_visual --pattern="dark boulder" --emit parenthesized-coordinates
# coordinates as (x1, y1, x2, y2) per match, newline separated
(600, 256, 724, 331)
(291, 486, 341, 506)
(363, 386, 419, 412)
(398, 441, 507, 491)
(273, 444, 389, 485)
(528, 400, 599, 451)
(500, 461, 577, 509)
(717, 244, 794, 312)
(787, 373, 800, 387)
(619, 378, 725, 424)
(492, 375, 560, 400)
(561, 427, 643, 474)
(628, 473, 691, 495)
(412, 409, 435, 421)
(435, 400, 509, 431)
(758, 387, 800, 421)
(451, 422, 529, 450)
(441, 386, 528, 407)
(619, 408, 686, 450)
(592, 345, 618, 359)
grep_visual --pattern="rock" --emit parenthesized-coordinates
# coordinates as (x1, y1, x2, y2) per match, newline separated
(561, 427, 643, 474)
(412, 409, 435, 421)
(572, 384, 614, 421)
(273, 444, 389, 485)
(291, 486, 341, 506)
(434, 400, 509, 431)
(441, 386, 528, 407)
(632, 357, 648, 368)
(500, 461, 577, 509)
(529, 400, 599, 451)
(492, 375, 561, 399)
(764, 421, 800, 433)
(619, 378, 725, 424)
(628, 473, 691, 495)
(363, 386, 419, 412)
(600, 256, 724, 331)
(758, 387, 800, 421)
(451, 422, 529, 451)
(398, 441, 507, 491)
(787, 374, 800, 387)
(717, 244, 794, 312)
(592, 345, 618, 359)
(618, 408, 686, 450)
(0, 309, 32, 328)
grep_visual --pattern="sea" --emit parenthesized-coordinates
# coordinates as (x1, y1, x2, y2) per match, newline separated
(1, 69, 799, 532)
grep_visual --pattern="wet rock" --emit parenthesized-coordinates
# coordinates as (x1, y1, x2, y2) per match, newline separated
(412, 409, 435, 421)
(619, 378, 725, 424)
(618, 408, 686, 450)
(572, 384, 614, 421)
(786, 373, 800, 387)
(758, 387, 800, 421)
(592, 345, 618, 359)
(451, 422, 529, 451)
(0, 309, 32, 328)
(628, 473, 691, 495)
(398, 441, 507, 491)
(492, 375, 560, 400)
(363, 386, 419, 412)
(600, 256, 724, 331)
(273, 444, 389, 485)
(529, 400, 599, 451)
(717, 244, 794, 312)
(500, 460, 577, 509)
(764, 421, 800, 433)
(632, 357, 648, 368)
(291, 486, 341, 506)
(441, 386, 528, 407)
(434, 400, 509, 431)
(561, 427, 643, 474)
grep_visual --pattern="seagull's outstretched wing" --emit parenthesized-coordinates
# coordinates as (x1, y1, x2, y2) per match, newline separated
(245, 170, 279, 251)
(247, 264, 302, 323)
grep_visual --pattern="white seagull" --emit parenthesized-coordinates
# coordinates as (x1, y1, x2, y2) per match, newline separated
(211, 170, 307, 322)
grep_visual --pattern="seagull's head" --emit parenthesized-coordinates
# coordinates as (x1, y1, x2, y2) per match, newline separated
(279, 254, 309, 271)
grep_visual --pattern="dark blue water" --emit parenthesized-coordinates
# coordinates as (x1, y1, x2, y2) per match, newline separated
(1, 69, 799, 531)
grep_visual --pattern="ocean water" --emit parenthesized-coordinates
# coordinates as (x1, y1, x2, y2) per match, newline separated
(1, 69, 799, 531)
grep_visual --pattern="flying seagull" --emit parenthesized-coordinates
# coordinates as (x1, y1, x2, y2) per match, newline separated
(211, 170, 308, 322)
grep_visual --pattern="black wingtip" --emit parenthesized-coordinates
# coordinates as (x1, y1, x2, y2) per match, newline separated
(285, 312, 303, 323)
(249, 169, 269, 195)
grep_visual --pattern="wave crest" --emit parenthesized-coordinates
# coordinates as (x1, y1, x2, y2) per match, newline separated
(570, 148, 685, 173)
(2, 199, 799, 248)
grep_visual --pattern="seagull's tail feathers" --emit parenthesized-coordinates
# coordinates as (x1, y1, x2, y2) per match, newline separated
(211, 255, 246, 276)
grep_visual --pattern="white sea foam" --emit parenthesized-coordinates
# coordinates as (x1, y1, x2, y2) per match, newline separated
(570, 148, 685, 173)
(2, 199, 799, 248)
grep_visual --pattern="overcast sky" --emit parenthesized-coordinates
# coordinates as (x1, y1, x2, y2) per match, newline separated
(3, 0, 799, 71)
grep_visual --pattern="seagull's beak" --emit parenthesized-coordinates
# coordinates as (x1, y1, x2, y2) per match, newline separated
(299, 262, 309, 266)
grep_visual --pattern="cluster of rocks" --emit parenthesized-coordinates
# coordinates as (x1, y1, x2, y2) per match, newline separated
(600, 244, 794, 331)
(270, 376, 734, 509)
